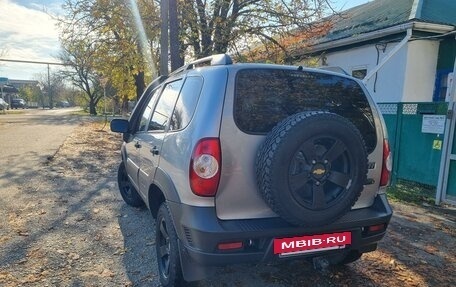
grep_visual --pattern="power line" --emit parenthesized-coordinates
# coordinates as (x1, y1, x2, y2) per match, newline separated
(0, 58, 66, 66)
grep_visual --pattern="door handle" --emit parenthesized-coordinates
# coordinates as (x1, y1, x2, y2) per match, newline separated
(150, 146, 160, 155)
(134, 141, 141, 148)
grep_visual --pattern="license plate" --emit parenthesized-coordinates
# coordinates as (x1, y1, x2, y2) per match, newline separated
(274, 231, 351, 256)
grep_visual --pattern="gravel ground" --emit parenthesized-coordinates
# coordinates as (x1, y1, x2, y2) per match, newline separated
(1, 121, 455, 287)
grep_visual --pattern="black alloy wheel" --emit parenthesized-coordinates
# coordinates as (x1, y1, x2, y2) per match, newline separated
(288, 135, 355, 210)
(156, 203, 184, 287)
(256, 111, 368, 226)
(117, 162, 144, 207)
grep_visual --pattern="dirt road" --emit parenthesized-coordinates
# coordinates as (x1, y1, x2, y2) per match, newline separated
(0, 114, 455, 286)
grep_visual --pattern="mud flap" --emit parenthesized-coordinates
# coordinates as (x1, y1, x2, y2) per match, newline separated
(178, 240, 215, 282)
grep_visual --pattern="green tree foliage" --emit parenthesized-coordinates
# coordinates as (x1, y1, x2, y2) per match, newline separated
(18, 85, 39, 103)
(58, 0, 160, 113)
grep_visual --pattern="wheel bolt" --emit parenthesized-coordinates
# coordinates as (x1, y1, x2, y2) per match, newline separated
(312, 160, 316, 164)
(316, 181, 320, 186)
(324, 160, 328, 164)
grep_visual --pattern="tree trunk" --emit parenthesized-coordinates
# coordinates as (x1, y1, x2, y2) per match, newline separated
(134, 71, 145, 100)
(89, 101, 97, 115)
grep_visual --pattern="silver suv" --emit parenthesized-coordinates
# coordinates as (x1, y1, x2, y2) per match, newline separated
(111, 54, 393, 286)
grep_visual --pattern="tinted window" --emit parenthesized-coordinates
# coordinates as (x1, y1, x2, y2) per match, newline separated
(169, 76, 203, 131)
(138, 88, 160, 131)
(234, 69, 377, 152)
(149, 79, 183, 131)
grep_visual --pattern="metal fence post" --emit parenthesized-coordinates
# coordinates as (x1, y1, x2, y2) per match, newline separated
(391, 103, 403, 186)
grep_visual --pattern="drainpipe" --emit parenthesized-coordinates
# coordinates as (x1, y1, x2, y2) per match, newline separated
(363, 29, 413, 85)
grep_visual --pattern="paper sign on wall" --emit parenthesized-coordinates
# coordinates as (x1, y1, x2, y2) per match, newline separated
(422, 115, 446, 134)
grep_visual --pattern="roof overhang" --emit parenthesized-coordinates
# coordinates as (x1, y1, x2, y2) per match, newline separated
(305, 21, 455, 54)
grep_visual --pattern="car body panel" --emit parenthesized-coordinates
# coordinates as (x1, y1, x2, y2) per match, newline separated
(124, 139, 141, 191)
(147, 67, 229, 207)
(216, 65, 386, 220)
(0, 98, 9, 110)
(137, 132, 164, 197)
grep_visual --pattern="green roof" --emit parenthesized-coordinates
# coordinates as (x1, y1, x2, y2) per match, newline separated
(317, 0, 456, 45)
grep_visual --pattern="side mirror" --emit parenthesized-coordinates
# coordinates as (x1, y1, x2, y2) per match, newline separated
(110, 119, 129, 133)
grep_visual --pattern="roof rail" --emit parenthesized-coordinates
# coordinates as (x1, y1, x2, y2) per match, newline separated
(170, 54, 233, 75)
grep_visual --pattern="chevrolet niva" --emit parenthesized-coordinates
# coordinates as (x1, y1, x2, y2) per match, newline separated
(111, 54, 393, 286)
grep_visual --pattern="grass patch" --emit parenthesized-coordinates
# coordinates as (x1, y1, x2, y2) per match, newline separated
(387, 180, 436, 205)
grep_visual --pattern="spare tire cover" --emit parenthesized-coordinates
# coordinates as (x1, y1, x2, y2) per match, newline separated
(256, 111, 368, 226)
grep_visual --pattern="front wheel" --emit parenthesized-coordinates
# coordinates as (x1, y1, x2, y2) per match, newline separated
(117, 162, 144, 207)
(156, 203, 185, 287)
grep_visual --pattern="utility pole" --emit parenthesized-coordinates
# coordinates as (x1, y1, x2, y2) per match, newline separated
(47, 64, 52, 109)
(169, 0, 183, 71)
(0, 59, 66, 109)
(160, 0, 169, 76)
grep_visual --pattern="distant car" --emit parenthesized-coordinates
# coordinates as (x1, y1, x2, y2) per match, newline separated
(57, 101, 70, 108)
(0, 98, 8, 110)
(11, 98, 27, 109)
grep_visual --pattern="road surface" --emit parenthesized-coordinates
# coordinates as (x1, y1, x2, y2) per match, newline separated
(0, 108, 82, 190)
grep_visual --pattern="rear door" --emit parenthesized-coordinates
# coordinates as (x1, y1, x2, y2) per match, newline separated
(137, 79, 184, 194)
(217, 68, 381, 220)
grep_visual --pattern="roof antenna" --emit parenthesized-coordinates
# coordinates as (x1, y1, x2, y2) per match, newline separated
(297, 66, 303, 71)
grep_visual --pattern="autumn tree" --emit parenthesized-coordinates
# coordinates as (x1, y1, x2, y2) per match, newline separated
(58, 0, 161, 108)
(35, 71, 66, 109)
(58, 0, 333, 107)
(18, 85, 40, 103)
(177, 0, 334, 63)
(59, 38, 103, 115)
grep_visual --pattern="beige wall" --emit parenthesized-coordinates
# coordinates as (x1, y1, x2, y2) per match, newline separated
(314, 38, 439, 103)
(402, 40, 439, 102)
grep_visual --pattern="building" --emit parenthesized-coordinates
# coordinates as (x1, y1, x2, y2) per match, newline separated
(0, 78, 39, 107)
(294, 0, 456, 103)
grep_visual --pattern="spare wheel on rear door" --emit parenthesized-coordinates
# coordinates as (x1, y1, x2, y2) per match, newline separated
(256, 111, 368, 226)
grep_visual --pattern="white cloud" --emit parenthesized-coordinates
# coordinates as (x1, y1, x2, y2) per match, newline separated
(0, 0, 62, 79)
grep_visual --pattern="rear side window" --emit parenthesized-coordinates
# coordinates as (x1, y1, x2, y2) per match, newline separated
(149, 79, 183, 132)
(234, 69, 377, 152)
(169, 76, 203, 131)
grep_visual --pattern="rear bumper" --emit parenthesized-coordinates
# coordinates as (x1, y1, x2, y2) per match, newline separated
(169, 194, 392, 276)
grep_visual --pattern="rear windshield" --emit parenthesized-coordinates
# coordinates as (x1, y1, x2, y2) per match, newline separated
(234, 68, 377, 153)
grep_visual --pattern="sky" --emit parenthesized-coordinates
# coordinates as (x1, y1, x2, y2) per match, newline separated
(0, 0, 371, 81)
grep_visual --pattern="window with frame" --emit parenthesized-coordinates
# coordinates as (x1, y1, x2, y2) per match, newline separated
(138, 88, 161, 132)
(234, 68, 377, 153)
(169, 76, 203, 131)
(148, 79, 183, 132)
(433, 70, 453, 102)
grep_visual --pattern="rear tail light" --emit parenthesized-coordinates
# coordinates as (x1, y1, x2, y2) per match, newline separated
(368, 224, 386, 233)
(363, 223, 387, 236)
(190, 138, 221, 196)
(380, 139, 392, 187)
(217, 241, 243, 251)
